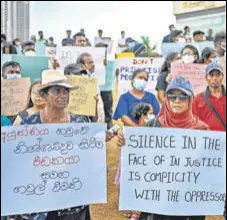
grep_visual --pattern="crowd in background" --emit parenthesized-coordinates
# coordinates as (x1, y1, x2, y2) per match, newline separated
(1, 23, 226, 220)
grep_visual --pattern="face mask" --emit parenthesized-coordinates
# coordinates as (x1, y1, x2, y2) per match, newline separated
(24, 51, 36, 56)
(15, 41, 20, 46)
(211, 57, 220, 64)
(176, 38, 185, 43)
(128, 42, 135, 49)
(182, 55, 195, 64)
(7, 74, 21, 80)
(144, 114, 155, 124)
(133, 79, 148, 92)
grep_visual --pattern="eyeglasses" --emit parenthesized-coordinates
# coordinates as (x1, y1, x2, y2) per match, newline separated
(167, 94, 190, 102)
(7, 71, 21, 74)
(48, 87, 70, 96)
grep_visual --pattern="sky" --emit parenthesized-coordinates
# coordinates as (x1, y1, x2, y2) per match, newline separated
(30, 1, 176, 53)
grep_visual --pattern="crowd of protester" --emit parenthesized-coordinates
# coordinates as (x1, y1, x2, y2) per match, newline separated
(1, 23, 226, 220)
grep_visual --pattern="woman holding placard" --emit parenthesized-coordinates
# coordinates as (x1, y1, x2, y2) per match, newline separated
(18, 69, 91, 220)
(117, 76, 208, 220)
(13, 80, 46, 125)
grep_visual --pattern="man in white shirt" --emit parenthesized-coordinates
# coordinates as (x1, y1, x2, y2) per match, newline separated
(118, 31, 127, 53)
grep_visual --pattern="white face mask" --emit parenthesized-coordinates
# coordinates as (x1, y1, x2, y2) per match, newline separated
(24, 51, 36, 56)
(182, 55, 195, 64)
(211, 57, 220, 64)
(144, 114, 155, 124)
(7, 74, 21, 80)
(176, 38, 185, 43)
(133, 79, 148, 92)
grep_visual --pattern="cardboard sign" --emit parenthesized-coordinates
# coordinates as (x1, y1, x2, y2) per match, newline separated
(171, 63, 207, 95)
(67, 76, 98, 116)
(119, 127, 226, 216)
(56, 47, 106, 85)
(1, 123, 107, 216)
(1, 78, 31, 116)
(117, 58, 164, 94)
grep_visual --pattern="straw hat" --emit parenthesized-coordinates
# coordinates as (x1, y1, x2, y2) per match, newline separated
(39, 69, 73, 91)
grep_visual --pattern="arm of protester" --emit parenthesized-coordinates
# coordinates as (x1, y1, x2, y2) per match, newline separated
(103, 58, 107, 66)
(113, 94, 137, 126)
(117, 132, 125, 147)
(121, 115, 138, 127)
(13, 115, 22, 126)
(157, 90, 166, 104)
(106, 130, 115, 142)
(166, 73, 173, 84)
(52, 59, 60, 69)
(91, 96, 99, 122)
(115, 68, 120, 78)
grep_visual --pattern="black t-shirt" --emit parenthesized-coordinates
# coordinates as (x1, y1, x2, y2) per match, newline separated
(156, 71, 169, 92)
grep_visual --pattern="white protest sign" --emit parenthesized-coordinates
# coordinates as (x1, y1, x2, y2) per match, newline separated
(1, 123, 107, 216)
(120, 127, 226, 216)
(117, 58, 164, 94)
(56, 46, 106, 85)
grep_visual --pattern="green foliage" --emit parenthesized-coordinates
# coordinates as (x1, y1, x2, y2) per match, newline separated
(141, 36, 161, 57)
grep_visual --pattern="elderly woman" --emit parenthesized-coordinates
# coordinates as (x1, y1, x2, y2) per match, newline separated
(18, 69, 91, 220)
(13, 80, 46, 125)
(117, 76, 208, 220)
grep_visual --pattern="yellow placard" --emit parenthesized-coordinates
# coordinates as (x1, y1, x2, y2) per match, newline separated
(1, 78, 31, 116)
(67, 76, 98, 117)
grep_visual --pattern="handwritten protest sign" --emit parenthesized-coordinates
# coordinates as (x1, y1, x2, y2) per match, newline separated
(171, 63, 207, 94)
(1, 123, 107, 216)
(1, 78, 31, 116)
(119, 127, 226, 216)
(117, 58, 164, 94)
(56, 47, 106, 85)
(220, 57, 226, 88)
(161, 42, 214, 58)
(67, 76, 98, 116)
(46, 47, 57, 68)
(13, 56, 49, 83)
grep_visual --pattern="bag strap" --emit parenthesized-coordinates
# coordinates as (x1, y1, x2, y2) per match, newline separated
(202, 92, 226, 130)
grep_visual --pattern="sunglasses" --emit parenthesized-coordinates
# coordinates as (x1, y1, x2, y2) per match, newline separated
(167, 94, 190, 102)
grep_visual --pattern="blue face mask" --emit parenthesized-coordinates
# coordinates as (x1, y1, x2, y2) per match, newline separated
(133, 79, 148, 91)
(7, 74, 21, 80)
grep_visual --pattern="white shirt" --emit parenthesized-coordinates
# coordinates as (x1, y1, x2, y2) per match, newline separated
(118, 38, 127, 53)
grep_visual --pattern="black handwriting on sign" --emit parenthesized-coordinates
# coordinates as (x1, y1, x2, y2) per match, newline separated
(14, 180, 47, 196)
(79, 137, 104, 150)
(40, 171, 70, 180)
(52, 178, 82, 193)
(13, 138, 74, 155)
(56, 126, 89, 137)
(33, 155, 80, 167)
